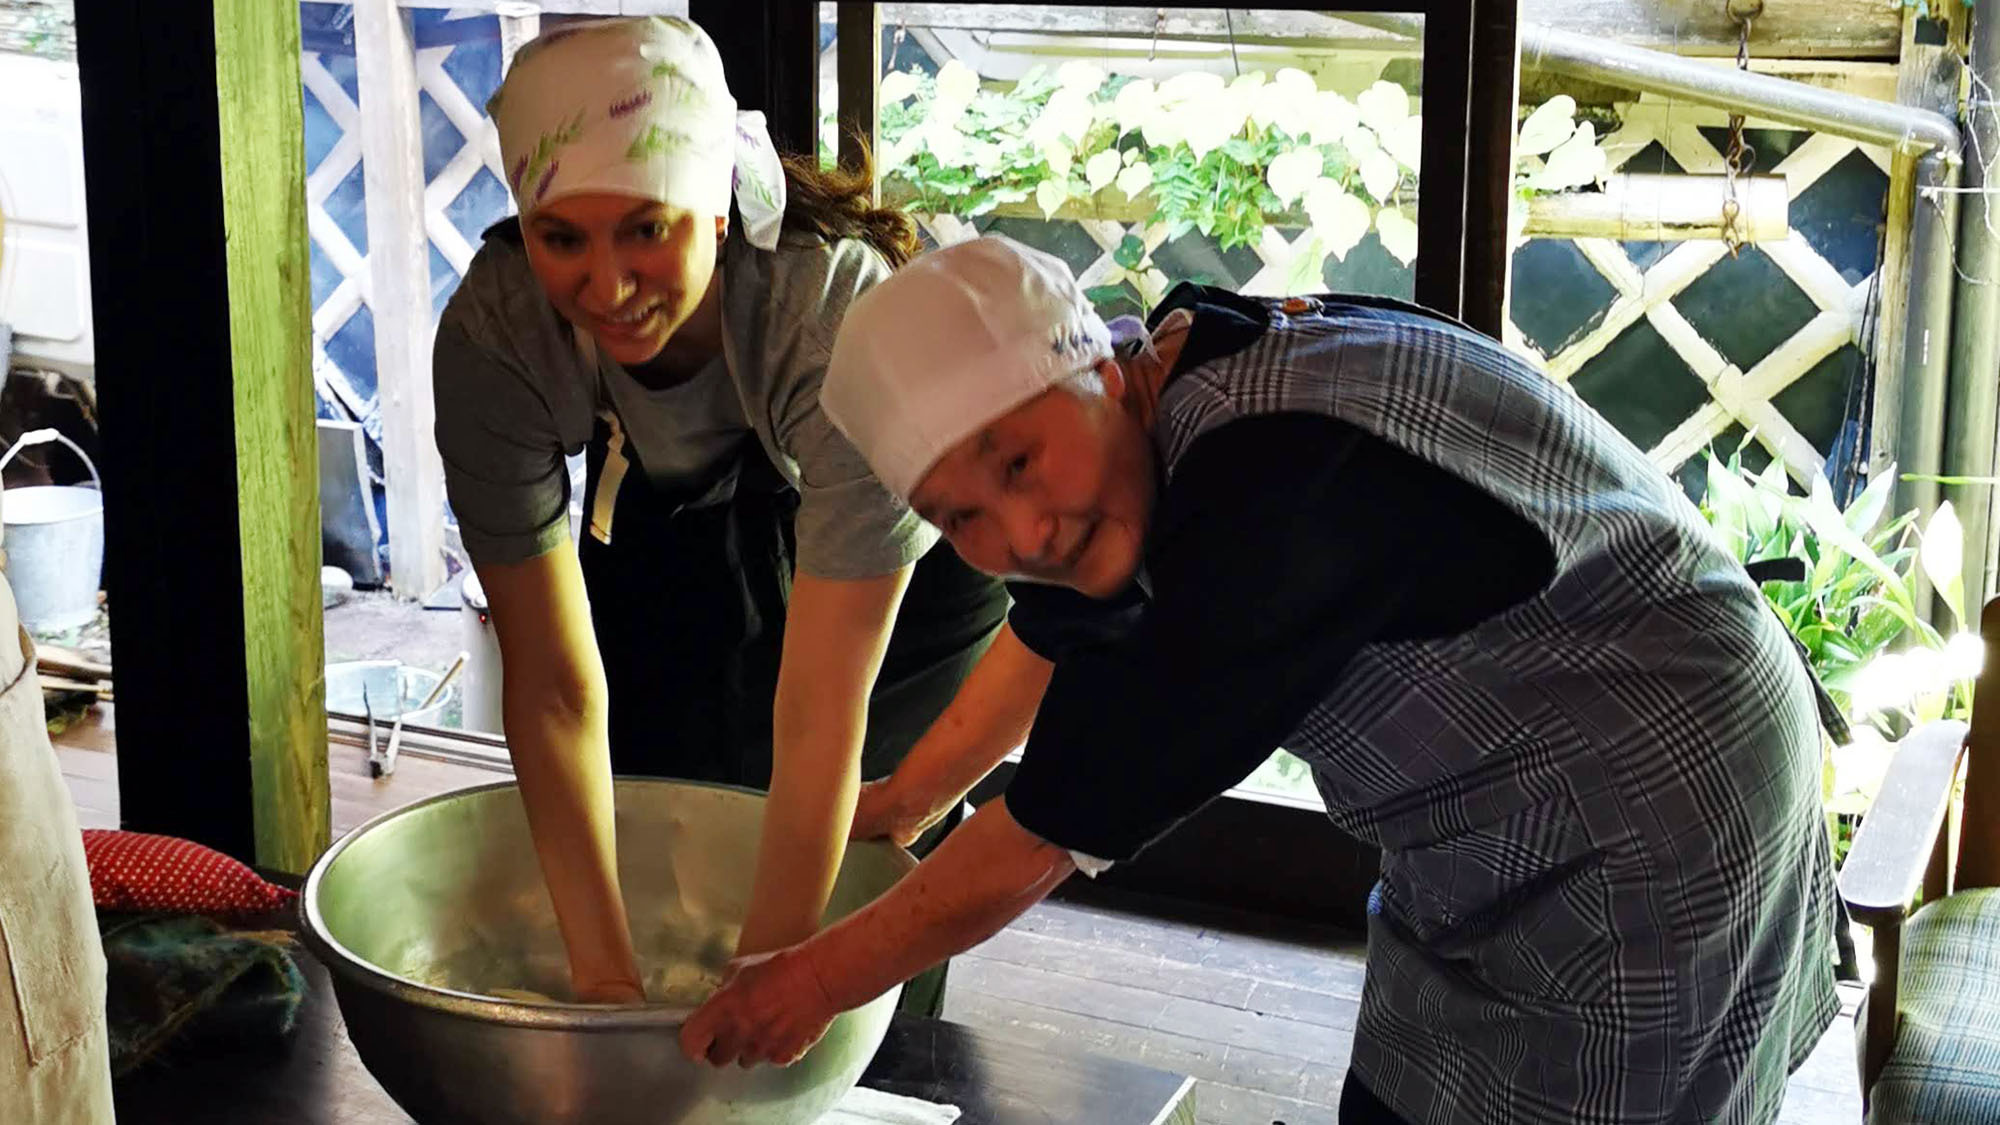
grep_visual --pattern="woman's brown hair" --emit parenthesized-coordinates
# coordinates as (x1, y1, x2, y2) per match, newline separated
(774, 142, 922, 268)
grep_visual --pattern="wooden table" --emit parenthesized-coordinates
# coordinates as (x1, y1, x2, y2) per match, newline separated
(112, 947, 1198, 1125)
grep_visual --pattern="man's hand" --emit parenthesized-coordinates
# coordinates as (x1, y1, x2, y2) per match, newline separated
(679, 948, 838, 1068)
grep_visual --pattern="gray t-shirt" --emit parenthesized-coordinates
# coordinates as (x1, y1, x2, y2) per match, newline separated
(433, 228, 937, 580)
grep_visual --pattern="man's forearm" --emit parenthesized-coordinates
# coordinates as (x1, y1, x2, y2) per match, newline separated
(803, 798, 1075, 1011)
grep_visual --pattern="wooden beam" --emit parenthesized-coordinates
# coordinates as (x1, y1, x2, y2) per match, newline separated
(1415, 5, 1473, 318)
(219, 0, 331, 873)
(75, 0, 328, 868)
(354, 0, 447, 601)
(1462, 0, 1521, 338)
(837, 2, 881, 181)
(691, 0, 820, 156)
(868, 2, 1903, 60)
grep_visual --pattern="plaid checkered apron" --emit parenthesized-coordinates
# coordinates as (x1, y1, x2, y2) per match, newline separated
(1157, 295, 1840, 1124)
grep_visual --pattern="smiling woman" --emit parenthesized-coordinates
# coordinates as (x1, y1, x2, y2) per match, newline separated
(521, 198, 722, 370)
(430, 15, 1006, 1019)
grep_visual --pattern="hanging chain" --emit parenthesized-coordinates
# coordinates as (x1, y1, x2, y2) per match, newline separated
(1721, 0, 1763, 257)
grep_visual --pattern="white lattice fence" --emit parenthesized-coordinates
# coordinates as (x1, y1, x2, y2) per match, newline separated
(301, 49, 370, 430)
(919, 97, 1881, 491)
(1535, 101, 1886, 486)
(301, 7, 510, 449)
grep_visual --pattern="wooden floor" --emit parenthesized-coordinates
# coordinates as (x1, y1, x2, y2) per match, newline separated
(50, 703, 1862, 1124)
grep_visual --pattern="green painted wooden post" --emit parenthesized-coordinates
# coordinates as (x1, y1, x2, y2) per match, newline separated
(79, 0, 328, 871)
(216, 0, 329, 872)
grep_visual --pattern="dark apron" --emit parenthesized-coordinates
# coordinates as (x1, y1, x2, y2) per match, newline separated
(577, 417, 1008, 1015)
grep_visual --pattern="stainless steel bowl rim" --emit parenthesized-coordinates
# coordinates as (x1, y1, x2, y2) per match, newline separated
(299, 777, 908, 1033)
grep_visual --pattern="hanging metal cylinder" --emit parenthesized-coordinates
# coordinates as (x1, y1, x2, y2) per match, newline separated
(1525, 171, 1788, 241)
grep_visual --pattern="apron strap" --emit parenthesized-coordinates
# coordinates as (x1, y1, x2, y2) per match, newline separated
(572, 327, 631, 547)
(588, 409, 630, 546)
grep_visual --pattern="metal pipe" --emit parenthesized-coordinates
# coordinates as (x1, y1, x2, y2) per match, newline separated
(1347, 13, 1961, 156)
(1946, 10, 2000, 611)
(1904, 152, 1961, 625)
(1522, 28, 1958, 155)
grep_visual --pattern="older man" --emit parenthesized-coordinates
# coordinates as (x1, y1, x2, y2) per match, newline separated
(681, 236, 1838, 1125)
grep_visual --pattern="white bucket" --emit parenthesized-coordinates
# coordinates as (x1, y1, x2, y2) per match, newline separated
(325, 660, 459, 726)
(1, 429, 104, 632)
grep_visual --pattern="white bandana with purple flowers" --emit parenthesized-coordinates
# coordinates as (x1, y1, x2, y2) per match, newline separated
(487, 15, 786, 250)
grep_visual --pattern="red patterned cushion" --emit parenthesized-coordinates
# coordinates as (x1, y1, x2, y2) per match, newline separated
(81, 830, 298, 918)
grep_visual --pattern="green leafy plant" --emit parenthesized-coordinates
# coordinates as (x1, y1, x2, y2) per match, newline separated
(1699, 449, 1977, 715)
(871, 61, 1424, 251)
(1699, 449, 1932, 708)
(817, 61, 1604, 314)
(1696, 446, 1981, 857)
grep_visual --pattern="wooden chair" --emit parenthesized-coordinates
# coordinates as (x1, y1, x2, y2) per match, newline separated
(1839, 596, 2000, 1120)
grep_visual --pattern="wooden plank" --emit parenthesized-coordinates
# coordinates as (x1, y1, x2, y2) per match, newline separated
(354, 0, 448, 601)
(871, 3, 1902, 59)
(1461, 0, 1520, 339)
(1029, 888, 1371, 998)
(1871, 148, 1918, 488)
(969, 760, 1382, 930)
(1415, 5, 1472, 319)
(836, 2, 880, 180)
(944, 982, 1352, 1105)
(691, 0, 820, 155)
(215, 0, 331, 873)
(1192, 1081, 1335, 1125)
(952, 956, 1353, 1063)
(1838, 719, 1967, 925)
(52, 702, 506, 840)
(971, 927, 1260, 1008)
(1239, 977, 1367, 1032)
(1523, 60, 1899, 113)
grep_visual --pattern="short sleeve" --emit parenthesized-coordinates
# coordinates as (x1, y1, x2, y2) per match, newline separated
(751, 238, 938, 580)
(433, 318, 575, 566)
(1005, 580, 1145, 663)
(789, 412, 940, 579)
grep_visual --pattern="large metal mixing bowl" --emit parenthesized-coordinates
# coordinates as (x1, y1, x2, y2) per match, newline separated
(300, 779, 915, 1124)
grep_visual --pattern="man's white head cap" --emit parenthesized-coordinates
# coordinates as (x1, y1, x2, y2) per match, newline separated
(822, 236, 1117, 501)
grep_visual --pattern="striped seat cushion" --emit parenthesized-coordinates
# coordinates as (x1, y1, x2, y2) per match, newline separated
(1871, 887, 2000, 1123)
